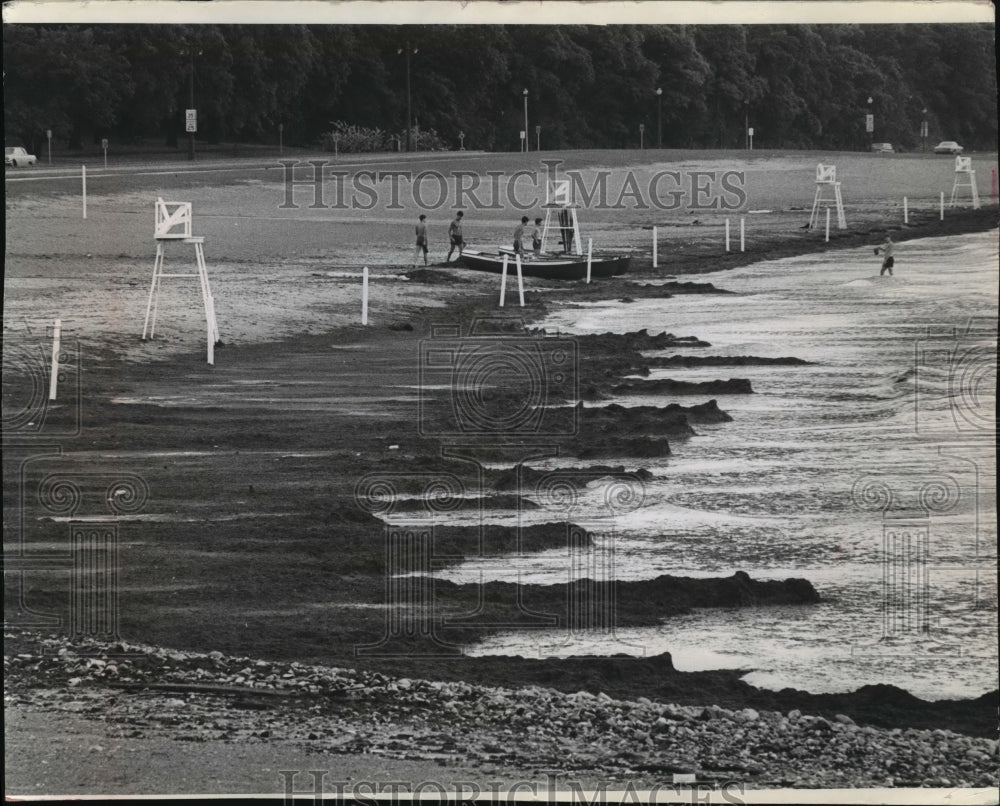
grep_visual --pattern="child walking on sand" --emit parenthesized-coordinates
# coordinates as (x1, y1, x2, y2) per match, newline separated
(413, 215, 429, 268)
(875, 235, 894, 276)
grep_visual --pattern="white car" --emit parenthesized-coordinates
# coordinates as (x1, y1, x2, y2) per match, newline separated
(933, 141, 964, 155)
(5, 146, 37, 167)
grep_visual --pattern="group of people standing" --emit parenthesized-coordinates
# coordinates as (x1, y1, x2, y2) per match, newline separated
(412, 212, 545, 268)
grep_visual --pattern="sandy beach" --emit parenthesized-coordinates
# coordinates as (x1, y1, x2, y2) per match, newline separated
(4, 149, 998, 796)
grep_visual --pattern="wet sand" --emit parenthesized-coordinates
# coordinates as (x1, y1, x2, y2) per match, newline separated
(4, 150, 998, 794)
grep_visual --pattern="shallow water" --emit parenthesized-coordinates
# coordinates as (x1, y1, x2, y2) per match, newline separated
(456, 230, 998, 701)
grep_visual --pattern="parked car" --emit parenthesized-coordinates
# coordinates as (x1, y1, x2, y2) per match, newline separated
(933, 140, 964, 154)
(5, 146, 37, 167)
(871, 142, 894, 153)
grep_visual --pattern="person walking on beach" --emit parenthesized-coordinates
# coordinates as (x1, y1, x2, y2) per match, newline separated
(413, 214, 429, 268)
(531, 217, 543, 257)
(875, 235, 894, 276)
(446, 211, 465, 262)
(513, 216, 529, 256)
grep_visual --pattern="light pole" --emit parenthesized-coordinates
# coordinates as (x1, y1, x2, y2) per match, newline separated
(867, 95, 874, 151)
(398, 43, 417, 152)
(523, 89, 529, 153)
(186, 50, 195, 161)
(656, 87, 663, 148)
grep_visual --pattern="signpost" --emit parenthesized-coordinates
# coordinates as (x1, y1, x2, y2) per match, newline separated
(279, 123, 284, 155)
(535, 125, 541, 152)
(519, 130, 526, 152)
(46, 129, 52, 164)
(639, 123, 645, 150)
(101, 138, 108, 168)
(459, 131, 465, 151)
(185, 108, 197, 160)
(332, 132, 340, 157)
(748, 127, 754, 150)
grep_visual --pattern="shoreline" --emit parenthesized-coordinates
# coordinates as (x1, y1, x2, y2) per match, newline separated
(5, 199, 997, 792)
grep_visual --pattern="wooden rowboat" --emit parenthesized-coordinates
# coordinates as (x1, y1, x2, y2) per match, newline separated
(458, 248, 631, 280)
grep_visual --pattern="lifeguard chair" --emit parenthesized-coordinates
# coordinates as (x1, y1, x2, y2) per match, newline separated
(141, 198, 220, 364)
(808, 164, 847, 231)
(539, 180, 583, 256)
(950, 156, 981, 209)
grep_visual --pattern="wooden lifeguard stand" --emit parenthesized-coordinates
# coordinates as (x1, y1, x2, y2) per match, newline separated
(950, 156, 981, 209)
(540, 180, 583, 256)
(141, 198, 220, 364)
(808, 164, 847, 231)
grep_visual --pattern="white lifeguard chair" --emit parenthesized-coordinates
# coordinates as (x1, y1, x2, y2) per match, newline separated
(950, 156, 981, 209)
(539, 180, 583, 256)
(808, 164, 847, 231)
(141, 198, 220, 364)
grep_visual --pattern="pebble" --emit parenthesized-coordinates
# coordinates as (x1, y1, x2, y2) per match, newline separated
(6, 629, 998, 789)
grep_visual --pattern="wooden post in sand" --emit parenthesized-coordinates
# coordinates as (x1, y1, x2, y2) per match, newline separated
(49, 319, 61, 401)
(362, 267, 369, 325)
(82, 166, 87, 219)
(940, 192, 944, 220)
(652, 226, 658, 268)
(499, 254, 509, 307)
(740, 217, 745, 252)
(515, 253, 525, 307)
(825, 208, 830, 243)
(586, 239, 593, 284)
(725, 219, 730, 252)
(903, 197, 909, 225)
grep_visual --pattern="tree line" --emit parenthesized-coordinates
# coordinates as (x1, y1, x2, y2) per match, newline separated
(4, 23, 996, 155)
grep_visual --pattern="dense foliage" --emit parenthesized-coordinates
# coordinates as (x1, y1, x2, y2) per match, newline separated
(4, 23, 996, 153)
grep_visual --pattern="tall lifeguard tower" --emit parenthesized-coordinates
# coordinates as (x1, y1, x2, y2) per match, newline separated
(808, 164, 847, 231)
(950, 156, 981, 209)
(540, 180, 583, 256)
(141, 198, 220, 364)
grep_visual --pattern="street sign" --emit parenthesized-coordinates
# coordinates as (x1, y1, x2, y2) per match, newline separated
(639, 124, 645, 132)
(920, 121, 929, 137)
(535, 125, 541, 134)
(101, 138, 109, 150)
(748, 127, 754, 136)
(519, 130, 526, 139)
(865, 113, 874, 133)
(185, 109, 197, 133)
(46, 129, 52, 139)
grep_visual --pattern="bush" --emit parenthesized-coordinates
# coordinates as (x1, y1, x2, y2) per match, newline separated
(321, 121, 450, 153)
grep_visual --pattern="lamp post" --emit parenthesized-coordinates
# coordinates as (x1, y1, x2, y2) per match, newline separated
(523, 89, 529, 153)
(186, 49, 197, 161)
(656, 87, 663, 148)
(398, 43, 417, 152)
(866, 95, 874, 151)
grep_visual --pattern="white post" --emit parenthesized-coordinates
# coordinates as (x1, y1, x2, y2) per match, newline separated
(82, 165, 87, 219)
(725, 218, 731, 252)
(825, 208, 830, 243)
(740, 217, 745, 252)
(652, 226, 658, 268)
(903, 196, 909, 225)
(586, 238, 593, 284)
(515, 253, 525, 307)
(49, 319, 61, 401)
(362, 266, 369, 325)
(939, 192, 944, 221)
(103, 146, 108, 169)
(499, 255, 508, 307)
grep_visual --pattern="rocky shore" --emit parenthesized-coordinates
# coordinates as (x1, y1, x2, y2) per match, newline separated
(5, 630, 998, 791)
